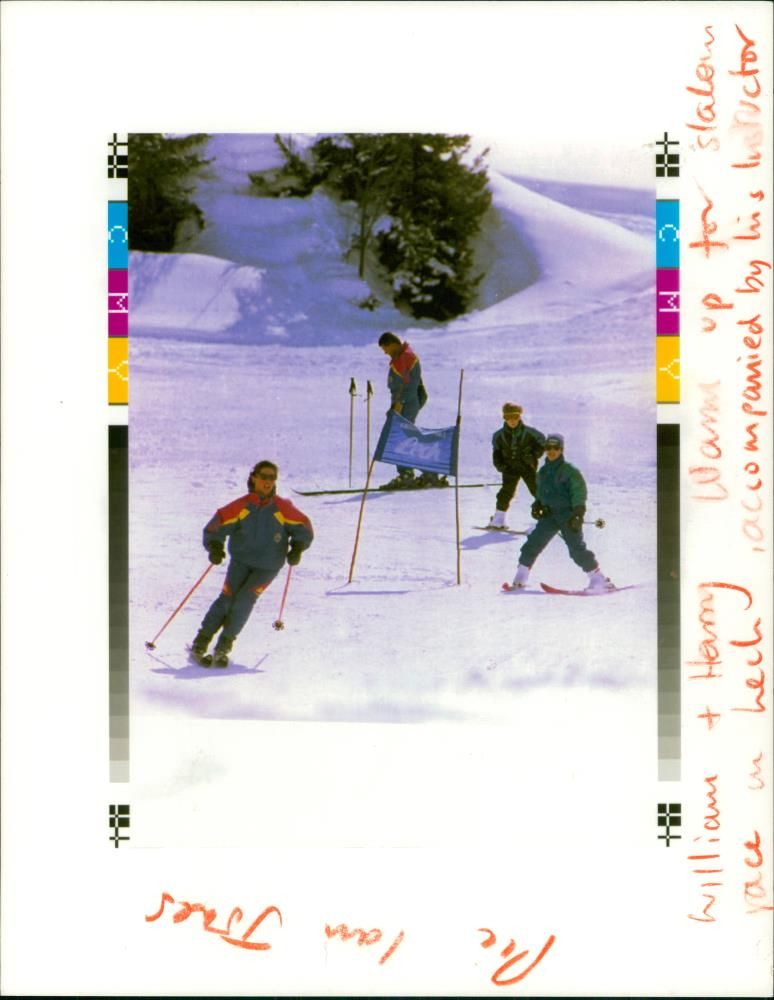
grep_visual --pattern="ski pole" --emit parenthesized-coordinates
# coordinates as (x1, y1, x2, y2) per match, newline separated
(272, 566, 293, 631)
(348, 377, 357, 488)
(365, 379, 373, 476)
(348, 457, 376, 583)
(145, 563, 214, 649)
(586, 518, 606, 529)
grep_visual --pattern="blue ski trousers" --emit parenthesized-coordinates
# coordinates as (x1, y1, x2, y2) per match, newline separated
(519, 514, 597, 572)
(200, 557, 278, 641)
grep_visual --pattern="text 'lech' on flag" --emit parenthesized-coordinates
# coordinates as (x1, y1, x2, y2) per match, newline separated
(374, 412, 459, 476)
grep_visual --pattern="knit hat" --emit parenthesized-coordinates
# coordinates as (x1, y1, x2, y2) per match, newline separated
(545, 433, 565, 450)
(502, 402, 523, 418)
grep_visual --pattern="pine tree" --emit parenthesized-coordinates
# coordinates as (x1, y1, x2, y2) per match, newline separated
(271, 132, 491, 320)
(377, 134, 491, 319)
(310, 134, 406, 277)
(128, 134, 211, 251)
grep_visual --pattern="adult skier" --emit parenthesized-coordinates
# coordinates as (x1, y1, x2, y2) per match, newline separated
(377, 331, 443, 489)
(191, 460, 314, 666)
(488, 402, 546, 529)
(510, 433, 614, 591)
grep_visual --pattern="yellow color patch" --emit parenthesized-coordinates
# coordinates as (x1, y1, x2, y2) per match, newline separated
(656, 337, 680, 404)
(108, 339, 129, 404)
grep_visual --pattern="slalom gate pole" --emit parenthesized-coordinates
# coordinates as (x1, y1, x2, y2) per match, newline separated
(144, 563, 214, 649)
(348, 377, 357, 488)
(348, 458, 376, 583)
(366, 380, 373, 477)
(272, 566, 293, 630)
(455, 369, 464, 586)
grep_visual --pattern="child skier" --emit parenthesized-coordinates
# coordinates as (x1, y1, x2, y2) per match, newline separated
(191, 460, 314, 666)
(488, 403, 546, 529)
(510, 433, 614, 591)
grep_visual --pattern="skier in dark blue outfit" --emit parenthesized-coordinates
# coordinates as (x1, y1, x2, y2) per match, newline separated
(488, 402, 546, 529)
(510, 433, 613, 592)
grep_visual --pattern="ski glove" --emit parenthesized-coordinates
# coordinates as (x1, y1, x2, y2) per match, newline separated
(531, 500, 548, 520)
(207, 540, 225, 565)
(567, 505, 586, 533)
(286, 543, 303, 566)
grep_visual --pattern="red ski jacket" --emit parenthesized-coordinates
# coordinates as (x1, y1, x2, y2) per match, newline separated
(203, 492, 313, 572)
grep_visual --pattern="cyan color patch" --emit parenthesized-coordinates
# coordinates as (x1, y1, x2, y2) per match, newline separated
(108, 201, 129, 268)
(656, 200, 680, 268)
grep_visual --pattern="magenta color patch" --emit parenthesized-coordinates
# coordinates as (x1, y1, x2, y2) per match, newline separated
(108, 269, 129, 336)
(108, 269, 128, 293)
(108, 311, 128, 336)
(656, 269, 679, 335)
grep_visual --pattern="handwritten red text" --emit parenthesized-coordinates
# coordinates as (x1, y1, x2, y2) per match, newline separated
(478, 927, 556, 986)
(743, 830, 774, 915)
(688, 776, 723, 922)
(324, 923, 405, 965)
(689, 381, 728, 500)
(730, 25, 763, 169)
(686, 25, 719, 151)
(146, 891, 282, 952)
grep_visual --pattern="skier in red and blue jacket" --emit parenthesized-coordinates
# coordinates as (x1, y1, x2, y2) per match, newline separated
(378, 331, 441, 489)
(191, 460, 313, 665)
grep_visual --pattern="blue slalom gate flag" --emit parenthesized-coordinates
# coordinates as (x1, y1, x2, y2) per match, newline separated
(374, 412, 459, 476)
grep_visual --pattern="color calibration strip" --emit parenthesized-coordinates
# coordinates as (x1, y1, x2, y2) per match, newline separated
(108, 133, 129, 405)
(657, 424, 680, 780)
(655, 132, 681, 781)
(656, 133, 680, 405)
(108, 134, 129, 781)
(109, 426, 129, 782)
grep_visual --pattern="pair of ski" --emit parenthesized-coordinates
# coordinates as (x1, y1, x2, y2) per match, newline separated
(502, 582, 636, 596)
(293, 482, 499, 496)
(473, 525, 527, 536)
(377, 480, 448, 492)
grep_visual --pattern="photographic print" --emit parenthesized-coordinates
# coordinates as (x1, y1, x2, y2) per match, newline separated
(2, 2, 771, 996)
(128, 130, 656, 727)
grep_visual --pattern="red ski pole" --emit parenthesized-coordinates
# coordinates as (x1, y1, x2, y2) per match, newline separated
(145, 563, 214, 649)
(272, 566, 293, 631)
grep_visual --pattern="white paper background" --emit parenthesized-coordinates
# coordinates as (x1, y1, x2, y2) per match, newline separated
(2, 1, 772, 995)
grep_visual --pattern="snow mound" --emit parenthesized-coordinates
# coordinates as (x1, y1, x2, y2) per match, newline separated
(130, 136, 653, 345)
(129, 252, 266, 336)
(462, 170, 652, 328)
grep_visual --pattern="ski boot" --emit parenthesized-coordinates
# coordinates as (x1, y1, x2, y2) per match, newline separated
(191, 629, 213, 665)
(586, 568, 615, 592)
(511, 564, 530, 589)
(416, 471, 448, 488)
(211, 633, 234, 668)
(380, 470, 415, 490)
(488, 509, 508, 530)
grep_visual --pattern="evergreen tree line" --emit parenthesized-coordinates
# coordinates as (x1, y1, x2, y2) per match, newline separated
(127, 133, 210, 252)
(126, 133, 492, 322)
(253, 133, 492, 321)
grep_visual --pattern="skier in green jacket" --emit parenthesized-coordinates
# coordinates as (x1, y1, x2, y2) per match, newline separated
(510, 433, 614, 591)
